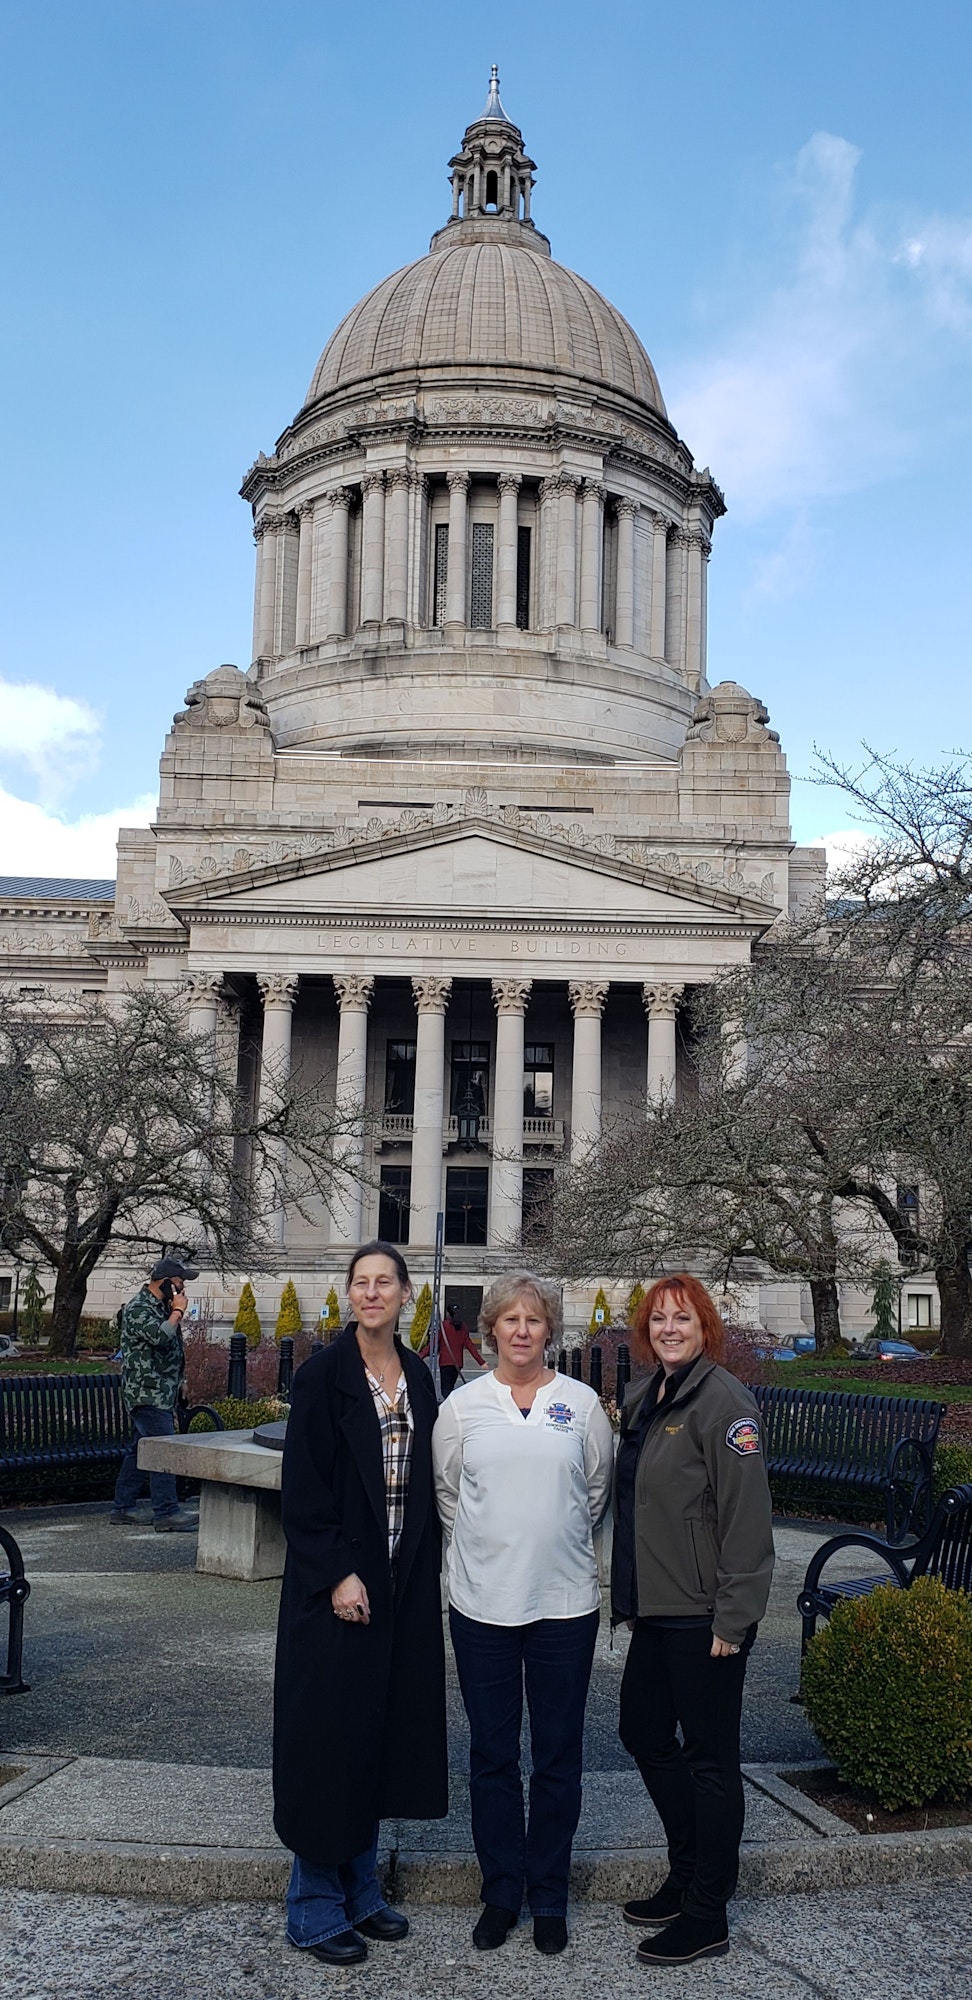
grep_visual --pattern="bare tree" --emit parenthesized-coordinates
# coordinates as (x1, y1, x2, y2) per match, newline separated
(0, 986, 362, 1354)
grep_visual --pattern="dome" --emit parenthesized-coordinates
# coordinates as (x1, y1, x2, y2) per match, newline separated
(304, 240, 668, 416)
(304, 240, 666, 417)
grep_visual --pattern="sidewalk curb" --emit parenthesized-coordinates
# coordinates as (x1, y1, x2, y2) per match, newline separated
(0, 1828, 968, 1905)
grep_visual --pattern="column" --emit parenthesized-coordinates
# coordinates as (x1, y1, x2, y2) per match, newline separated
(615, 499, 636, 648)
(496, 472, 521, 627)
(555, 474, 579, 627)
(445, 471, 469, 626)
(325, 487, 352, 639)
(185, 971, 224, 1055)
(272, 515, 299, 655)
(294, 503, 314, 648)
(665, 529, 689, 672)
(332, 974, 374, 1246)
(383, 469, 411, 623)
(568, 980, 608, 1160)
(579, 483, 605, 632)
(257, 973, 299, 1245)
(252, 516, 277, 661)
(537, 477, 559, 628)
(360, 473, 385, 625)
(409, 976, 452, 1245)
(643, 982, 683, 1110)
(489, 978, 531, 1246)
(684, 532, 708, 690)
(649, 512, 668, 658)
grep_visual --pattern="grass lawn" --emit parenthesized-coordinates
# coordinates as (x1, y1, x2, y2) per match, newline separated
(764, 1365, 972, 1404)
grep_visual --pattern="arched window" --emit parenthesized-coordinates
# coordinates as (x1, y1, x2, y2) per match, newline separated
(485, 169, 499, 211)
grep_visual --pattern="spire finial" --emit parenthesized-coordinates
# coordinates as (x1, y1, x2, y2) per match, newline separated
(482, 64, 509, 121)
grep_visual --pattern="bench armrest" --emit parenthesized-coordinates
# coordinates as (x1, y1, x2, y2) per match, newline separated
(0, 1524, 27, 1580)
(801, 1529, 911, 1601)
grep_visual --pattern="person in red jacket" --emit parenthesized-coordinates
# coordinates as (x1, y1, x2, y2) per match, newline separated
(424, 1303, 485, 1396)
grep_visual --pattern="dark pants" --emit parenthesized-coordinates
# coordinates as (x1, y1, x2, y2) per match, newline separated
(449, 1605, 599, 1917)
(439, 1364, 459, 1397)
(112, 1406, 180, 1520)
(619, 1620, 756, 1922)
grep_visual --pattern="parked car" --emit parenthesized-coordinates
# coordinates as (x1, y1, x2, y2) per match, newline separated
(752, 1343, 798, 1362)
(859, 1338, 924, 1362)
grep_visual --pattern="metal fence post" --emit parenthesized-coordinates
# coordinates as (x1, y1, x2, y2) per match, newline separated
(557, 1347, 567, 1376)
(589, 1343, 603, 1396)
(570, 1347, 583, 1380)
(616, 1343, 631, 1406)
(227, 1334, 247, 1401)
(277, 1337, 294, 1399)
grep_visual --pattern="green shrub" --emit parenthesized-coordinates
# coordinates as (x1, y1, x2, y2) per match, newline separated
(233, 1281, 262, 1347)
(933, 1442, 972, 1500)
(409, 1282, 432, 1351)
(588, 1287, 609, 1337)
(802, 1576, 972, 1809)
(625, 1281, 645, 1326)
(189, 1396, 287, 1433)
(275, 1279, 302, 1341)
(320, 1285, 342, 1337)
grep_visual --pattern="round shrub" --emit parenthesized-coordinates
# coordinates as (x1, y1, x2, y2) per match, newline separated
(934, 1442, 972, 1501)
(802, 1576, 972, 1809)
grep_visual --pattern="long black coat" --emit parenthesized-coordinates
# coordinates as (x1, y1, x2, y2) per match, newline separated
(272, 1327, 448, 1865)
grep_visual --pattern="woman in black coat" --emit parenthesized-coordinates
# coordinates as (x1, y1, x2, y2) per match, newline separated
(273, 1242, 448, 1966)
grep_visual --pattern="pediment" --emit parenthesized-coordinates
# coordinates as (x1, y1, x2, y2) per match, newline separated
(164, 813, 779, 927)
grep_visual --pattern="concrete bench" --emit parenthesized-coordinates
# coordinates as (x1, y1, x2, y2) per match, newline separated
(137, 1429, 284, 1581)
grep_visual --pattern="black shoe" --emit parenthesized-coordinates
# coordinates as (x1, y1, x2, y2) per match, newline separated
(153, 1510, 198, 1533)
(623, 1875, 686, 1927)
(636, 1912, 729, 1965)
(533, 1916, 568, 1955)
(472, 1905, 518, 1950)
(356, 1907, 409, 1941)
(300, 1930, 368, 1965)
(108, 1511, 141, 1526)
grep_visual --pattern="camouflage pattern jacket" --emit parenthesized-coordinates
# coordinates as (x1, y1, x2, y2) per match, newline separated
(119, 1286, 185, 1412)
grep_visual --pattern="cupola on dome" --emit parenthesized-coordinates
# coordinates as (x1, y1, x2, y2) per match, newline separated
(304, 72, 666, 417)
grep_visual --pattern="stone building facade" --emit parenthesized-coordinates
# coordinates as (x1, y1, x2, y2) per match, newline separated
(7, 76, 927, 1338)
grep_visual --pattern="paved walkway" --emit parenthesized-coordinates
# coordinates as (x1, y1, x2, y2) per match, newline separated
(0, 1499, 969, 1999)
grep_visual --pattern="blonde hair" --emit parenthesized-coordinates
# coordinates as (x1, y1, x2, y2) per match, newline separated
(478, 1271, 564, 1346)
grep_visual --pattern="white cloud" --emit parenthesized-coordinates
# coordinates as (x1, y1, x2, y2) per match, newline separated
(809, 827, 875, 877)
(667, 133, 972, 537)
(0, 675, 101, 804)
(0, 784, 156, 879)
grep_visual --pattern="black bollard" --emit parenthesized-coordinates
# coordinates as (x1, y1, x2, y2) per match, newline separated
(616, 1342, 631, 1406)
(277, 1336, 294, 1399)
(227, 1333, 248, 1401)
(570, 1346, 583, 1380)
(557, 1348, 567, 1376)
(310, 1337, 324, 1355)
(589, 1343, 603, 1396)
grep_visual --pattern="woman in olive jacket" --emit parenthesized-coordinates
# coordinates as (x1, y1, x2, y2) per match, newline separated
(273, 1243, 447, 1966)
(611, 1273, 774, 1971)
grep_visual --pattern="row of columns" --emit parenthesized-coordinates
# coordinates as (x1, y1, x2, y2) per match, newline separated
(251, 480, 709, 680)
(186, 971, 686, 1250)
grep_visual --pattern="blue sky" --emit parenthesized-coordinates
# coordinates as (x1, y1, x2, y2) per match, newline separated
(1, 1, 970, 873)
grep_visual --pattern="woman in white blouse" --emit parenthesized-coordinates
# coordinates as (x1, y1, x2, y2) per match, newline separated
(433, 1272, 614, 1958)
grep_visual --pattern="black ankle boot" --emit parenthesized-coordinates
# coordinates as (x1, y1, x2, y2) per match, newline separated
(472, 1905, 517, 1950)
(635, 1911, 729, 1964)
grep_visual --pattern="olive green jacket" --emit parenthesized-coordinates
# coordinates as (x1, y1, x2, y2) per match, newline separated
(617, 1358, 775, 1647)
(119, 1286, 185, 1413)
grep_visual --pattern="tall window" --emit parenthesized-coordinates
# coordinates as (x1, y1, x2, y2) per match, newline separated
(522, 1167, 554, 1244)
(0, 1277, 11, 1314)
(451, 1041, 490, 1117)
(906, 1294, 933, 1328)
(384, 1040, 416, 1114)
(516, 525, 531, 629)
(432, 522, 449, 626)
(524, 1043, 554, 1118)
(379, 1168, 411, 1243)
(470, 522, 494, 628)
(445, 1167, 489, 1245)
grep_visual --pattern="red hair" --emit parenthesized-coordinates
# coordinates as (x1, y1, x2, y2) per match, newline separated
(632, 1274, 725, 1367)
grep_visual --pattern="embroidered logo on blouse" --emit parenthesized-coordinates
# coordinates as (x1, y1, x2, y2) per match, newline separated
(725, 1417, 761, 1456)
(544, 1401, 576, 1429)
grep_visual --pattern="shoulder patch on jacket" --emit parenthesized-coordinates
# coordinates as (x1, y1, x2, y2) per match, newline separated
(726, 1416, 761, 1456)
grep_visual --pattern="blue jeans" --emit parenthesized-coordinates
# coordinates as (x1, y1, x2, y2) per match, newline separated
(286, 1829, 385, 1947)
(112, 1406, 179, 1520)
(449, 1605, 599, 1917)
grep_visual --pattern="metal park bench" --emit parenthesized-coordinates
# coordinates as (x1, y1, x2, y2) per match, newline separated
(749, 1383, 945, 1544)
(797, 1482, 972, 1657)
(0, 1373, 223, 1480)
(0, 1522, 30, 1694)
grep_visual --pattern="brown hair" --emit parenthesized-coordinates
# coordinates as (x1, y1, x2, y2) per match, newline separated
(632, 1273, 725, 1367)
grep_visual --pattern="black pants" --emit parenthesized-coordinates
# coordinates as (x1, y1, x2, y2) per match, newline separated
(439, 1364, 459, 1396)
(619, 1620, 756, 1922)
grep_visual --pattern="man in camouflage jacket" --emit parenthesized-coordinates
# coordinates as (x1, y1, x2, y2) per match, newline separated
(109, 1257, 200, 1532)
